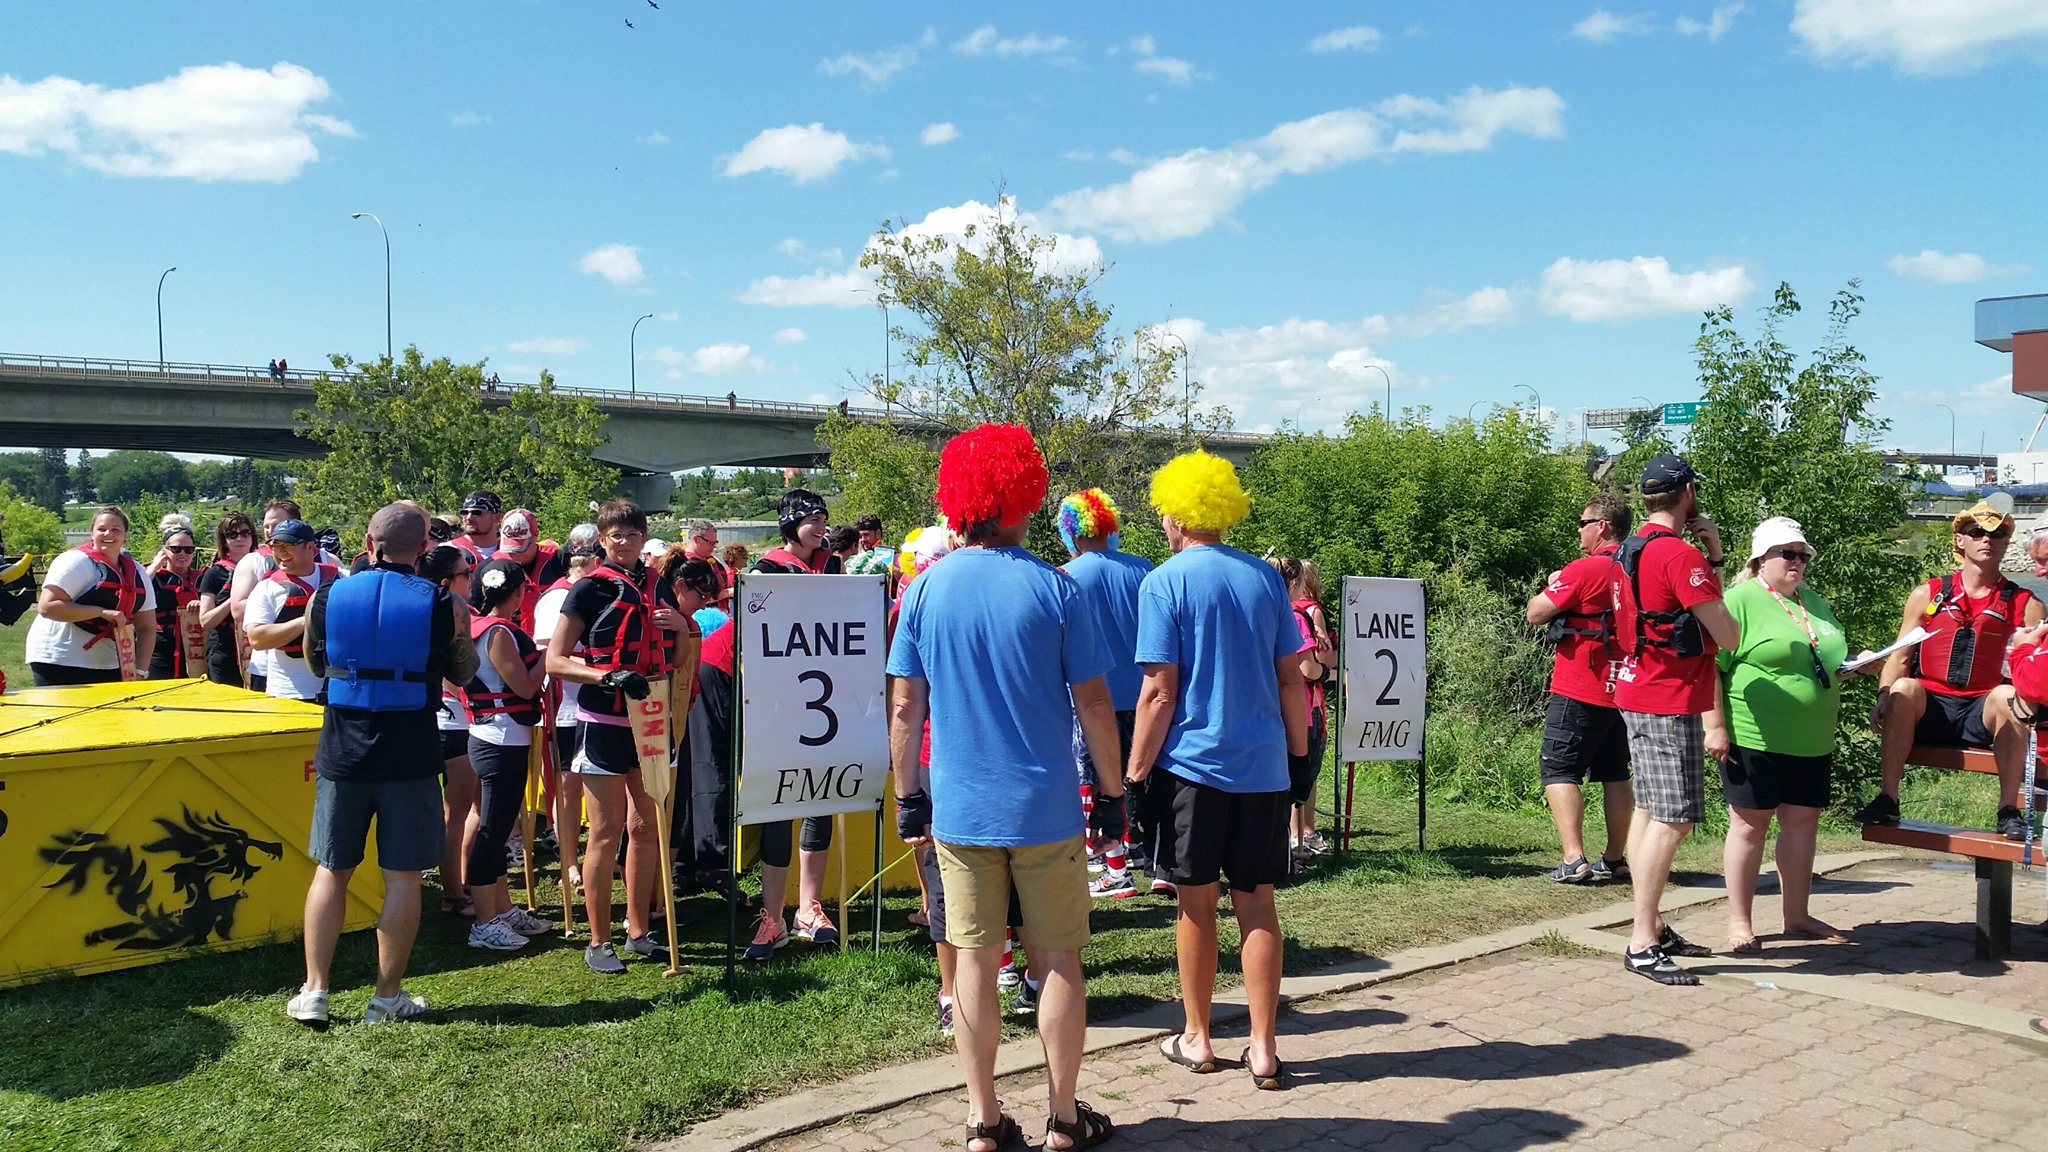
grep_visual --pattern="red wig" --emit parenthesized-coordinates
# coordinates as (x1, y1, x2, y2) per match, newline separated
(936, 423, 1049, 531)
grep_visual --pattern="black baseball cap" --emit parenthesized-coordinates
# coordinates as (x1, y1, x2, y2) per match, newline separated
(461, 490, 502, 513)
(1640, 454, 1704, 496)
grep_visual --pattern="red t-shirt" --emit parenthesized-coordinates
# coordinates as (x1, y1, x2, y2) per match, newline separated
(1541, 547, 1620, 706)
(1613, 526, 1722, 716)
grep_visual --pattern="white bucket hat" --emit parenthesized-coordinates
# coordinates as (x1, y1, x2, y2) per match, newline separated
(1747, 516, 1814, 564)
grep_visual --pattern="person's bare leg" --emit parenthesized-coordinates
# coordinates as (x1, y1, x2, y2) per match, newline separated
(1776, 804, 1836, 934)
(1723, 805, 1771, 948)
(1600, 781, 1635, 862)
(1877, 680, 1927, 800)
(1984, 685, 2029, 811)
(581, 774, 625, 944)
(1170, 882, 1222, 1065)
(622, 771, 658, 940)
(759, 862, 790, 923)
(374, 870, 423, 998)
(953, 942, 1005, 1151)
(1628, 818, 1692, 951)
(1545, 782, 1587, 863)
(797, 847, 829, 912)
(302, 865, 353, 990)
(441, 755, 477, 904)
(1032, 946, 1087, 1147)
(937, 940, 958, 1000)
(1233, 886, 1284, 1077)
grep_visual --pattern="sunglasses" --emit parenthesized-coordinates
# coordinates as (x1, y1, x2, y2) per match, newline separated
(166, 546, 196, 555)
(226, 529, 254, 539)
(1768, 548, 1813, 563)
(1577, 518, 1605, 528)
(1809, 643, 1833, 691)
(1959, 525, 2012, 540)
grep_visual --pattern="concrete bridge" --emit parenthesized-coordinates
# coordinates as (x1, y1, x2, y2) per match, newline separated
(0, 352, 1263, 505)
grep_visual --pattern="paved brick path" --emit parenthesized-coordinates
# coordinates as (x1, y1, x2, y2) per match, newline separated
(731, 856, 2048, 1152)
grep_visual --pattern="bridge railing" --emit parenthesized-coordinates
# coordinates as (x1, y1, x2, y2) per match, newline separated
(0, 350, 1264, 444)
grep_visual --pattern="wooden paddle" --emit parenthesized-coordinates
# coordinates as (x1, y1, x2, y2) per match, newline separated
(520, 736, 543, 911)
(115, 621, 137, 682)
(179, 602, 206, 676)
(629, 676, 683, 976)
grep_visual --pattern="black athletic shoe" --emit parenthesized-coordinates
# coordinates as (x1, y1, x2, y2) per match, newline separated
(1658, 925, 1713, 959)
(1852, 792, 1900, 826)
(1997, 806, 2031, 842)
(1625, 945, 1700, 986)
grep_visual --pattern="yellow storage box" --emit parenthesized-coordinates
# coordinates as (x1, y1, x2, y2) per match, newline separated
(0, 679, 383, 987)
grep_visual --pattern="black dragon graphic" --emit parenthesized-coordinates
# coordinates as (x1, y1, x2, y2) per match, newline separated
(40, 806, 284, 950)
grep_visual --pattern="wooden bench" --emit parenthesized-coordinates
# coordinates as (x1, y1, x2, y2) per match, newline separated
(1860, 744, 2048, 960)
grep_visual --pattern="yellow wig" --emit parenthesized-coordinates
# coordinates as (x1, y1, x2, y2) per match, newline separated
(1150, 450, 1249, 532)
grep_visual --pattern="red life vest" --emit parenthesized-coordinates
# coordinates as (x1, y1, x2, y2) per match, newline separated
(505, 542, 557, 635)
(757, 547, 835, 575)
(70, 544, 145, 650)
(264, 562, 339, 659)
(465, 615, 542, 724)
(583, 562, 673, 678)
(1913, 573, 2033, 696)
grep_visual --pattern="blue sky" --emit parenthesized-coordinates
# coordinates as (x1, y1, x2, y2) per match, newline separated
(2, 1, 2044, 455)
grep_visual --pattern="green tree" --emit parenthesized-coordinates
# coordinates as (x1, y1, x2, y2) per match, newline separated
(0, 481, 65, 554)
(96, 450, 192, 504)
(35, 446, 68, 513)
(0, 452, 39, 498)
(817, 413, 939, 536)
(838, 198, 1228, 558)
(296, 349, 616, 537)
(71, 450, 97, 504)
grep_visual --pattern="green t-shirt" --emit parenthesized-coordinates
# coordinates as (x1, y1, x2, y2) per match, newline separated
(1716, 578, 1849, 757)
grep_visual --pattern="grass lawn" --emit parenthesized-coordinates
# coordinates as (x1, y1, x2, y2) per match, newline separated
(1, 615, 25, 692)
(0, 761, 1825, 1152)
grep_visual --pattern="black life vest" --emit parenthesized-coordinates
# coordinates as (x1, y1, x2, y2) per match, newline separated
(1610, 528, 1705, 658)
(152, 568, 201, 677)
(465, 615, 543, 725)
(70, 545, 146, 650)
(265, 562, 339, 659)
(583, 562, 673, 678)
(1545, 547, 1620, 650)
(1913, 573, 2032, 694)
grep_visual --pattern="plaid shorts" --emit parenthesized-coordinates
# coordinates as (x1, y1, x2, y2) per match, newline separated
(1622, 711, 1707, 824)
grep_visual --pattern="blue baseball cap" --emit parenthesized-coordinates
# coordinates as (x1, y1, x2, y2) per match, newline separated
(269, 518, 318, 544)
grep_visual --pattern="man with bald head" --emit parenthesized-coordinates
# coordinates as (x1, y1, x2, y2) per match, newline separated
(288, 502, 477, 1028)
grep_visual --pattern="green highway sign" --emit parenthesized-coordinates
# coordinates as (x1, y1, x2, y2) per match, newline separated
(1662, 401, 1703, 425)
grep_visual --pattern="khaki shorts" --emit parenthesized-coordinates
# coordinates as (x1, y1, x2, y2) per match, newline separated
(934, 834, 1090, 952)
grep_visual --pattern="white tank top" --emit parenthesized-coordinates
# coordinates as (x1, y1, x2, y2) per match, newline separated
(469, 619, 534, 747)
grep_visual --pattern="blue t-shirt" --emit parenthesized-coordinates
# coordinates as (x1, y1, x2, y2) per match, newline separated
(886, 546, 1113, 847)
(1062, 548, 1155, 711)
(1133, 544, 1301, 794)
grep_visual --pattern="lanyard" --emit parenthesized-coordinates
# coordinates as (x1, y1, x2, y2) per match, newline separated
(1766, 585, 1819, 647)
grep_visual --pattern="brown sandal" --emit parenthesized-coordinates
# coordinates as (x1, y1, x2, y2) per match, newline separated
(964, 1113, 1022, 1152)
(1046, 1100, 1114, 1151)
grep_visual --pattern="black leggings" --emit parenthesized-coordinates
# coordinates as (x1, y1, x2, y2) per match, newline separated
(1286, 705, 1329, 804)
(29, 662, 119, 687)
(758, 816, 833, 868)
(466, 738, 531, 886)
(206, 650, 242, 687)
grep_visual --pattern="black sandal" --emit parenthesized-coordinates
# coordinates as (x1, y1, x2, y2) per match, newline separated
(1159, 1035, 1217, 1073)
(1242, 1047, 1287, 1091)
(1046, 1100, 1114, 1151)
(1625, 945, 1700, 986)
(964, 1113, 1022, 1152)
(1658, 925, 1713, 959)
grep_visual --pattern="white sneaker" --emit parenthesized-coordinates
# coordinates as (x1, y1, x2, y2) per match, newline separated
(469, 915, 529, 951)
(502, 907, 553, 936)
(506, 839, 525, 868)
(364, 989, 428, 1024)
(285, 987, 329, 1029)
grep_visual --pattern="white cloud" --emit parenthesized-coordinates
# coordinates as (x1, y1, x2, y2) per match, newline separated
(1537, 256, 1752, 322)
(1129, 35, 1197, 84)
(450, 111, 491, 127)
(920, 121, 959, 146)
(1887, 249, 2031, 283)
(1676, 3, 1744, 40)
(819, 45, 919, 89)
(721, 122, 887, 184)
(0, 61, 353, 182)
(637, 131, 669, 145)
(739, 268, 874, 309)
(1397, 287, 1523, 337)
(952, 26, 1070, 57)
(776, 237, 844, 266)
(505, 337, 586, 355)
(650, 342, 770, 377)
(771, 327, 808, 344)
(1046, 86, 1565, 243)
(579, 243, 646, 288)
(1143, 316, 1406, 426)
(1309, 26, 1382, 52)
(1791, 0, 2048, 74)
(1572, 10, 1654, 42)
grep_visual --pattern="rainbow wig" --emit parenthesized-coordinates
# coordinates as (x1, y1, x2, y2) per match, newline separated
(935, 423, 1049, 533)
(1057, 488, 1122, 553)
(1150, 449, 1249, 533)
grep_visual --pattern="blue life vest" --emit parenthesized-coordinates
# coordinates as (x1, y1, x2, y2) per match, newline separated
(324, 569, 437, 711)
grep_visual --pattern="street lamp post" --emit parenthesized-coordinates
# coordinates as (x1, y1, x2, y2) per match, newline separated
(1514, 384, 1542, 422)
(349, 212, 392, 364)
(630, 312, 655, 396)
(1468, 400, 1487, 422)
(155, 266, 177, 370)
(1356, 363, 1392, 420)
(1934, 403, 1957, 458)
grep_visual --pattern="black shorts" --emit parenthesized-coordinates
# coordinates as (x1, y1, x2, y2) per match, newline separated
(1539, 693, 1631, 786)
(1914, 690, 1993, 749)
(1285, 705, 1328, 804)
(439, 728, 470, 762)
(1720, 745, 1833, 811)
(1152, 771, 1290, 892)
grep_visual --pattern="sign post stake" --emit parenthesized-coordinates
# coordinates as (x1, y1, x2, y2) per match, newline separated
(872, 801, 885, 953)
(724, 577, 746, 995)
(1334, 601, 1350, 855)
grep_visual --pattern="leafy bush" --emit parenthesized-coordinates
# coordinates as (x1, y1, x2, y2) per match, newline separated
(0, 482, 64, 554)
